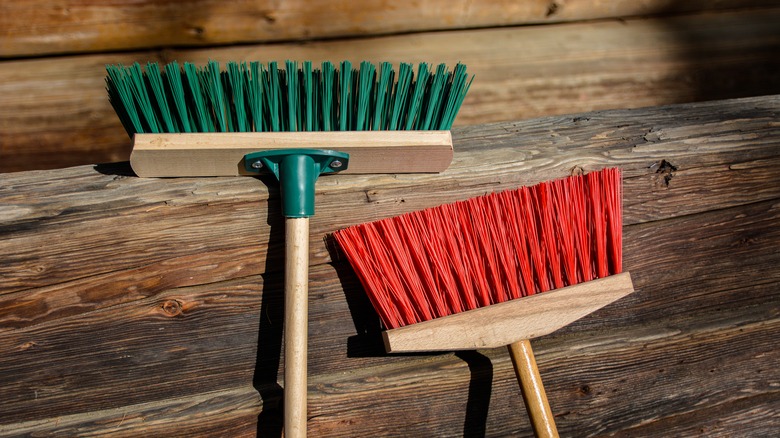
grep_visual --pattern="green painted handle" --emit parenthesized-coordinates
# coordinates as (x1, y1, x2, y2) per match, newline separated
(244, 149, 349, 218)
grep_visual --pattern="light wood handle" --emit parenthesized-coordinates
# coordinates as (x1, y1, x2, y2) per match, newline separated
(284, 217, 310, 438)
(508, 339, 559, 438)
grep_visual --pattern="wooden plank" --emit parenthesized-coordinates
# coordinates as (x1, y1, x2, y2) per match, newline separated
(0, 387, 262, 437)
(0, 276, 268, 423)
(305, 319, 779, 437)
(2, 8, 780, 172)
(4, 195, 774, 434)
(1, 96, 778, 300)
(0, 96, 778, 435)
(2, 0, 777, 57)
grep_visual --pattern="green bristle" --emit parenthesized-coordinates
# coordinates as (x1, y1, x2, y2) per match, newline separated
(183, 62, 214, 132)
(265, 62, 283, 132)
(278, 65, 290, 131)
(321, 61, 336, 131)
(106, 64, 144, 136)
(372, 62, 394, 130)
(405, 63, 431, 130)
(286, 60, 300, 132)
(338, 60, 353, 132)
(164, 61, 193, 132)
(145, 62, 177, 132)
(302, 61, 314, 131)
(247, 62, 264, 132)
(227, 62, 248, 132)
(355, 61, 376, 131)
(388, 63, 413, 130)
(105, 60, 473, 136)
(420, 63, 448, 130)
(439, 63, 474, 130)
(201, 61, 229, 132)
(127, 62, 162, 133)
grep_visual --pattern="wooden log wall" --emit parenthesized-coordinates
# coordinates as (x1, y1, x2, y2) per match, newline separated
(1, 95, 778, 436)
(2, 1, 780, 172)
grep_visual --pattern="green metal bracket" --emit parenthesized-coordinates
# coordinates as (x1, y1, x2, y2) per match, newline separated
(244, 149, 349, 218)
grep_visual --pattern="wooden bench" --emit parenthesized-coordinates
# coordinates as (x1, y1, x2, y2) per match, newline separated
(1, 95, 777, 436)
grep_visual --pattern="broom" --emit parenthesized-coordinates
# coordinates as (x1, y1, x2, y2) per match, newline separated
(105, 60, 473, 438)
(333, 167, 634, 437)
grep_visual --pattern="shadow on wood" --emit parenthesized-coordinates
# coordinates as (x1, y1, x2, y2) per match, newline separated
(251, 178, 286, 437)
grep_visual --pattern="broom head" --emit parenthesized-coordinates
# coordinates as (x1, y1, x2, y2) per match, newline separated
(105, 60, 473, 177)
(334, 168, 634, 352)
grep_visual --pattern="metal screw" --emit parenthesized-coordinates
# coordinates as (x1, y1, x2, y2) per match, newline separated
(250, 161, 264, 169)
(331, 160, 343, 169)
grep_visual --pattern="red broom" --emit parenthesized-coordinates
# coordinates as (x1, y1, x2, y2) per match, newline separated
(333, 168, 634, 437)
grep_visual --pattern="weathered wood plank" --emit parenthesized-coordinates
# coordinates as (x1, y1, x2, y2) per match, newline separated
(2, 8, 779, 172)
(2, 0, 777, 57)
(0, 95, 777, 390)
(0, 276, 266, 423)
(3, 96, 778, 301)
(303, 319, 779, 437)
(0, 387, 262, 437)
(0, 96, 778, 435)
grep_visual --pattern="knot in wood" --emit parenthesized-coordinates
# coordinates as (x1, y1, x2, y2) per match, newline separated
(161, 299, 183, 317)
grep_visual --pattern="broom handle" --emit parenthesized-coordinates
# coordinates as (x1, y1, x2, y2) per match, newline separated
(508, 339, 559, 438)
(285, 217, 309, 438)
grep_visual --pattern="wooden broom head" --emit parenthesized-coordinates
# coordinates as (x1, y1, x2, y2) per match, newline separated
(105, 60, 472, 177)
(128, 131, 453, 177)
(334, 168, 633, 353)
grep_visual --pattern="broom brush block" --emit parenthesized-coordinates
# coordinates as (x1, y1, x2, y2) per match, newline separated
(382, 272, 634, 353)
(129, 131, 453, 177)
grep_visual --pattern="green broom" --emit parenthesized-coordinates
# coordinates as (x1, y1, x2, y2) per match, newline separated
(105, 60, 473, 437)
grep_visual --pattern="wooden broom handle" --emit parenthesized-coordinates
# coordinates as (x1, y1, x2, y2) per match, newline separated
(284, 217, 309, 438)
(508, 339, 559, 438)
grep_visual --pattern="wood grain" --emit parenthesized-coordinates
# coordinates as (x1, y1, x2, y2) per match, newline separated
(284, 217, 310, 438)
(0, 387, 262, 437)
(130, 131, 454, 176)
(383, 273, 635, 352)
(0, 95, 778, 436)
(2, 8, 779, 172)
(2, 0, 776, 57)
(508, 340, 559, 438)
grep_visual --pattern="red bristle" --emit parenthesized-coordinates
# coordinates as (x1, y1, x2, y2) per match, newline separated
(376, 218, 436, 324)
(534, 183, 565, 291)
(396, 213, 449, 318)
(421, 208, 465, 315)
(551, 178, 578, 286)
(437, 203, 479, 311)
(519, 186, 549, 293)
(360, 223, 417, 328)
(604, 168, 623, 274)
(501, 190, 535, 297)
(487, 194, 521, 301)
(456, 199, 494, 307)
(571, 175, 593, 283)
(472, 196, 510, 304)
(335, 226, 402, 328)
(587, 171, 609, 278)
(333, 168, 624, 329)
